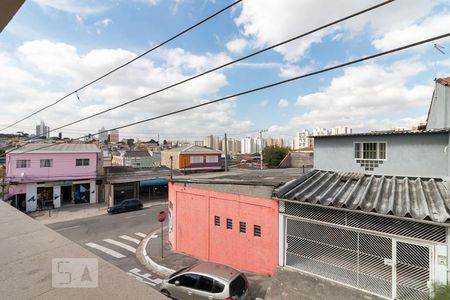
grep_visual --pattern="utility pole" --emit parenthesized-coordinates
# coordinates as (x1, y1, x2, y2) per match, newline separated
(224, 133, 228, 172)
(170, 156, 173, 179)
(259, 129, 267, 170)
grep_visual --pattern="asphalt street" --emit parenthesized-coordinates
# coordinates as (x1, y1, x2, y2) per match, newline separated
(47, 203, 168, 290)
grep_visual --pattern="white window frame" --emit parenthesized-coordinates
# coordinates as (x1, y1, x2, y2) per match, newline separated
(205, 155, 218, 163)
(76, 158, 90, 166)
(40, 159, 53, 168)
(16, 159, 30, 168)
(353, 141, 387, 161)
(190, 156, 203, 164)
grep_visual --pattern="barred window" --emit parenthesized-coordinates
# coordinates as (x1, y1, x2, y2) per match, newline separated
(226, 218, 232, 230)
(40, 159, 53, 168)
(239, 222, 246, 233)
(354, 142, 387, 160)
(254, 225, 261, 237)
(16, 160, 30, 168)
(76, 158, 90, 166)
(214, 216, 220, 226)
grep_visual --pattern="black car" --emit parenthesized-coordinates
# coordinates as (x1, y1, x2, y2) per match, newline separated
(107, 199, 143, 214)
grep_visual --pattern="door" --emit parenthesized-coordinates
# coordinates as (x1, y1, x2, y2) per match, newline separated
(171, 273, 198, 300)
(395, 241, 431, 300)
(192, 275, 215, 300)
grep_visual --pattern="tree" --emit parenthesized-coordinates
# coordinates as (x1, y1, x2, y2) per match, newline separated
(263, 145, 289, 168)
(126, 138, 135, 149)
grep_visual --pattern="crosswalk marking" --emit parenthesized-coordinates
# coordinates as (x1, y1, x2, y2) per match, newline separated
(104, 239, 136, 253)
(85, 242, 126, 258)
(134, 232, 147, 238)
(119, 235, 141, 244)
(129, 268, 163, 285)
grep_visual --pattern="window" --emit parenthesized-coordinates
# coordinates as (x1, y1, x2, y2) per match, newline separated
(254, 225, 261, 237)
(16, 160, 30, 168)
(212, 281, 225, 293)
(214, 216, 220, 226)
(76, 158, 90, 166)
(354, 142, 387, 160)
(40, 159, 53, 168)
(190, 156, 203, 164)
(205, 155, 218, 163)
(240, 221, 246, 233)
(197, 276, 214, 292)
(230, 275, 247, 298)
(179, 273, 199, 289)
(226, 218, 233, 230)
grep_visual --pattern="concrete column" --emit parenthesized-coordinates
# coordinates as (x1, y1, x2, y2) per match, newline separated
(26, 183, 37, 212)
(89, 179, 96, 204)
(53, 186, 61, 208)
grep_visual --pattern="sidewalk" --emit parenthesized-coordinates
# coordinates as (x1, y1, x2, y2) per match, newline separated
(137, 227, 271, 299)
(29, 199, 166, 224)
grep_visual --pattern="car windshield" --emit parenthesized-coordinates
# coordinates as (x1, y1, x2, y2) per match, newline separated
(169, 267, 188, 279)
(229, 275, 247, 297)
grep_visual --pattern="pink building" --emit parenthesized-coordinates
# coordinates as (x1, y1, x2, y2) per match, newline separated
(6, 144, 100, 212)
(168, 172, 287, 275)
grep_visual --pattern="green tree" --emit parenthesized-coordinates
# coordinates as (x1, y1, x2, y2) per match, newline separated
(262, 145, 289, 168)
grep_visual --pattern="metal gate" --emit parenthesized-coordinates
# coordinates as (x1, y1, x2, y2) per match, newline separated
(285, 218, 431, 299)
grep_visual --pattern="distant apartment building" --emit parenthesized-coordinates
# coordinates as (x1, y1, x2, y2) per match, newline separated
(231, 139, 241, 154)
(292, 129, 314, 150)
(6, 144, 100, 212)
(241, 137, 256, 154)
(203, 135, 213, 149)
(331, 126, 352, 135)
(266, 137, 285, 148)
(312, 127, 329, 136)
(36, 120, 50, 138)
(193, 140, 204, 147)
(98, 126, 108, 143)
(109, 130, 119, 143)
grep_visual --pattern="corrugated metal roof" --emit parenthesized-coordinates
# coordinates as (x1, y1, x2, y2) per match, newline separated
(437, 76, 450, 86)
(9, 143, 101, 154)
(274, 169, 450, 223)
(125, 150, 151, 157)
(313, 128, 450, 138)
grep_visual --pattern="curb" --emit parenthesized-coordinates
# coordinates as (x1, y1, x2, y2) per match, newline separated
(136, 226, 175, 277)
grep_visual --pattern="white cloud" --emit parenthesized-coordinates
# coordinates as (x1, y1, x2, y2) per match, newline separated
(95, 18, 112, 28)
(0, 40, 252, 139)
(232, 0, 448, 62)
(225, 38, 249, 54)
(372, 13, 450, 51)
(278, 64, 312, 79)
(32, 0, 111, 15)
(278, 99, 289, 108)
(259, 99, 269, 107)
(291, 60, 434, 130)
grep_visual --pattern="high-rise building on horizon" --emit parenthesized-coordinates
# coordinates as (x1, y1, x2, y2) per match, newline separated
(36, 120, 50, 138)
(98, 126, 108, 143)
(331, 126, 352, 135)
(109, 129, 119, 143)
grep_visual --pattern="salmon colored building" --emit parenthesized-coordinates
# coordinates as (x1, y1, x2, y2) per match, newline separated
(167, 169, 301, 275)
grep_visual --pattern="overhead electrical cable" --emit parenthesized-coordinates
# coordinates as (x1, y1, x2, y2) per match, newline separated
(4, 32, 449, 158)
(0, 0, 243, 132)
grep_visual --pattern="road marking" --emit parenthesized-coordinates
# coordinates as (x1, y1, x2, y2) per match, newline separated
(119, 235, 141, 244)
(129, 268, 163, 285)
(103, 239, 136, 253)
(85, 242, 126, 258)
(135, 232, 147, 238)
(150, 234, 158, 239)
(54, 225, 81, 231)
(124, 213, 147, 219)
(127, 272, 156, 286)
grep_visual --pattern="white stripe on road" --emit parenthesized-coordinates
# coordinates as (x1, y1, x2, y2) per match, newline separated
(85, 242, 126, 258)
(125, 213, 147, 219)
(104, 239, 136, 253)
(54, 225, 81, 231)
(119, 235, 141, 244)
(135, 232, 147, 238)
(127, 272, 156, 286)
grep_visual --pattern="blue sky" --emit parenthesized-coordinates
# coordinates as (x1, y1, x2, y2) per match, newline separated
(1, 0, 450, 143)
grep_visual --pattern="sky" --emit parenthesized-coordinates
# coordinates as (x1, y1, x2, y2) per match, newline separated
(0, 0, 450, 143)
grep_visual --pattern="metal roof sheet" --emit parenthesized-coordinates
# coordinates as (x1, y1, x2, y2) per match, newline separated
(8, 143, 101, 154)
(274, 169, 450, 223)
(437, 76, 450, 86)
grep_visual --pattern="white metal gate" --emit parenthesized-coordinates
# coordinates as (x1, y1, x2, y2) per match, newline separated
(285, 218, 432, 299)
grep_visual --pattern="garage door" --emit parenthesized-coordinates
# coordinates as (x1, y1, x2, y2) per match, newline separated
(285, 218, 431, 299)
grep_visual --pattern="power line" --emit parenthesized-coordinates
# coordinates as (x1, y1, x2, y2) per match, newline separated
(3, 32, 449, 158)
(0, 0, 243, 132)
(48, 0, 396, 134)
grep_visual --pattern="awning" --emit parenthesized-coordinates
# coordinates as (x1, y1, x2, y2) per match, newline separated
(140, 179, 168, 188)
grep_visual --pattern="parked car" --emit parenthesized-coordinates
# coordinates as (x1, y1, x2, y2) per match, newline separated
(160, 262, 249, 300)
(107, 199, 143, 214)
